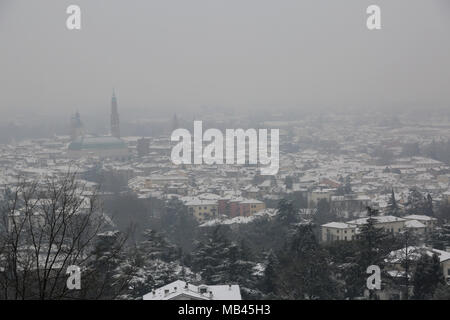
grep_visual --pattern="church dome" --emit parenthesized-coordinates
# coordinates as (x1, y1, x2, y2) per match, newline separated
(68, 136, 127, 151)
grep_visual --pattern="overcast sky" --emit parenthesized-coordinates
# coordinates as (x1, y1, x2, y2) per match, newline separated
(0, 0, 449, 120)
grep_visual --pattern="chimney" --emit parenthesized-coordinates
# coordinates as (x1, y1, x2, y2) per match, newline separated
(228, 284, 232, 290)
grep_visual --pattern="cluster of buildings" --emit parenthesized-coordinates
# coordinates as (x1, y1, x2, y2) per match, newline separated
(321, 214, 438, 242)
(2, 102, 450, 299)
(2, 111, 450, 229)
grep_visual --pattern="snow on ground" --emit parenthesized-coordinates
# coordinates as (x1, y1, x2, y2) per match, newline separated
(199, 209, 278, 227)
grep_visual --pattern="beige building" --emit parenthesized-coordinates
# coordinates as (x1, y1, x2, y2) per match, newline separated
(322, 215, 407, 243)
(239, 199, 266, 217)
(347, 216, 406, 234)
(403, 215, 437, 232)
(185, 199, 218, 222)
(321, 222, 357, 242)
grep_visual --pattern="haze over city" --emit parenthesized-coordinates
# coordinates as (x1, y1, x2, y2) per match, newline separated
(1, 0, 449, 124)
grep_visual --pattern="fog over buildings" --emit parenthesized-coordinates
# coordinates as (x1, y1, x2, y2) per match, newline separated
(0, 0, 449, 127)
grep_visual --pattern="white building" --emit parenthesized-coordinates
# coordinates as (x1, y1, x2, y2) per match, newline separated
(143, 280, 242, 300)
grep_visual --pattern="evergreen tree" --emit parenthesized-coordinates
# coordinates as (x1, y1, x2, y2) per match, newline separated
(190, 226, 233, 284)
(117, 231, 193, 300)
(313, 198, 335, 225)
(276, 199, 298, 225)
(82, 231, 130, 299)
(396, 229, 419, 299)
(424, 193, 434, 217)
(354, 207, 391, 299)
(261, 250, 279, 296)
(387, 188, 399, 216)
(140, 229, 180, 262)
(357, 207, 390, 267)
(276, 224, 340, 299)
(406, 188, 426, 215)
(412, 253, 443, 299)
(433, 283, 450, 300)
(431, 223, 450, 250)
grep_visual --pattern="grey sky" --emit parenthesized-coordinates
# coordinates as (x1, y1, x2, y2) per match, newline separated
(0, 0, 449, 120)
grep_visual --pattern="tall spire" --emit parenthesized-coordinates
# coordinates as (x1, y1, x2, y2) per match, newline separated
(111, 89, 120, 138)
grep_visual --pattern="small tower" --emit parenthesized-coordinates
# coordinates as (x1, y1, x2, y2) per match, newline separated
(70, 111, 84, 141)
(111, 89, 120, 138)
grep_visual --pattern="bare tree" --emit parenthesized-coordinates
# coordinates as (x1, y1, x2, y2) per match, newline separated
(0, 171, 129, 300)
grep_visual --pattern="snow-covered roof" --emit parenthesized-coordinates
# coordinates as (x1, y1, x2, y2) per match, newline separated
(403, 214, 437, 222)
(321, 222, 355, 229)
(385, 246, 450, 264)
(404, 220, 426, 229)
(143, 280, 241, 300)
(347, 215, 405, 225)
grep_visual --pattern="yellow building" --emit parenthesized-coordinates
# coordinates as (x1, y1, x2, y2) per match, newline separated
(185, 200, 218, 223)
(239, 199, 266, 216)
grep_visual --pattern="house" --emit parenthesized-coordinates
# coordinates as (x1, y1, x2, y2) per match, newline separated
(185, 199, 218, 222)
(347, 215, 406, 235)
(143, 280, 242, 300)
(385, 246, 450, 284)
(321, 215, 407, 243)
(403, 215, 437, 232)
(404, 219, 426, 235)
(321, 222, 357, 242)
(330, 194, 371, 213)
(239, 199, 266, 217)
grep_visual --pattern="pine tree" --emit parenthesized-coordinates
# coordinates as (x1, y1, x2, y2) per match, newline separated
(424, 193, 434, 217)
(355, 207, 391, 299)
(357, 207, 390, 267)
(412, 253, 443, 299)
(190, 226, 233, 284)
(406, 188, 425, 215)
(277, 199, 298, 224)
(387, 189, 399, 216)
(117, 231, 193, 299)
(276, 224, 340, 299)
(261, 250, 279, 295)
(139, 229, 180, 262)
(433, 283, 450, 300)
(83, 231, 130, 299)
